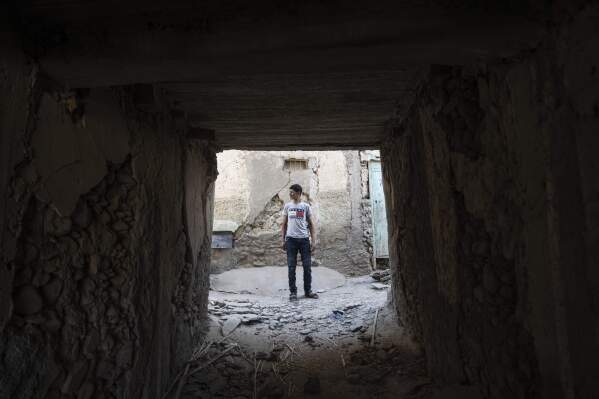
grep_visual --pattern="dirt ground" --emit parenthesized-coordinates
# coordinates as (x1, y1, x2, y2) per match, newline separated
(166, 268, 435, 399)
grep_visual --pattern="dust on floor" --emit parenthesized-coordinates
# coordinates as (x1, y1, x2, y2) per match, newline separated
(167, 269, 432, 399)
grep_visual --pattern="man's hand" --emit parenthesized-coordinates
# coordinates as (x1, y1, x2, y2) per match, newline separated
(310, 241, 317, 253)
(282, 241, 287, 251)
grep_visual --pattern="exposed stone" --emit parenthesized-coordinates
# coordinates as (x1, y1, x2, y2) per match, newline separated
(13, 285, 44, 315)
(41, 278, 62, 304)
(43, 312, 62, 332)
(61, 361, 89, 394)
(222, 317, 241, 336)
(370, 282, 389, 290)
(83, 329, 100, 357)
(110, 273, 126, 287)
(116, 343, 133, 368)
(111, 220, 128, 232)
(88, 254, 100, 275)
(72, 201, 92, 228)
(370, 269, 391, 282)
(52, 216, 73, 237)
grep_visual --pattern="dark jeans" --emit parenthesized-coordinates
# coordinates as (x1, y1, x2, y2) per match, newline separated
(286, 237, 311, 294)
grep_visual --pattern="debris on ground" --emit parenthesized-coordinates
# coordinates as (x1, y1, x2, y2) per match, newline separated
(370, 269, 391, 283)
(371, 282, 390, 290)
(175, 272, 431, 399)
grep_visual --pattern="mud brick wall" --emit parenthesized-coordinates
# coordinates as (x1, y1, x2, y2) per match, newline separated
(0, 33, 217, 398)
(381, 7, 599, 398)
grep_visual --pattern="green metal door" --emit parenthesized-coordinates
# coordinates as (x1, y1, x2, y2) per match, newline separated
(368, 161, 389, 259)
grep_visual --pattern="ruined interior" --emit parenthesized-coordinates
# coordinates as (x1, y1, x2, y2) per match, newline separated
(1, 1, 598, 398)
(211, 149, 379, 275)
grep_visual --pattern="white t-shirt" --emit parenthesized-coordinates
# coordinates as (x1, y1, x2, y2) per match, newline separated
(283, 201, 312, 238)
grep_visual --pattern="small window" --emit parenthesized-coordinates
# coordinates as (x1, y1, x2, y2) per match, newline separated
(284, 158, 308, 171)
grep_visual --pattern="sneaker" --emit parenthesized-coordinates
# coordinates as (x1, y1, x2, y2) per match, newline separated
(289, 292, 298, 301)
(304, 291, 319, 299)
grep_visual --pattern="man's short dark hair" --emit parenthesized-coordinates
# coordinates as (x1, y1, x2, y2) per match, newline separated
(290, 184, 303, 194)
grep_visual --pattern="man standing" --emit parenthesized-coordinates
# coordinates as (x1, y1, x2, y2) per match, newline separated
(282, 184, 318, 301)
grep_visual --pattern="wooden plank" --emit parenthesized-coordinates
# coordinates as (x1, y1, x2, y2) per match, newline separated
(368, 161, 388, 259)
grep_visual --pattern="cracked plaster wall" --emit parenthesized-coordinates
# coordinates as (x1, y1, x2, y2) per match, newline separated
(0, 32, 217, 399)
(212, 150, 373, 276)
(381, 6, 599, 398)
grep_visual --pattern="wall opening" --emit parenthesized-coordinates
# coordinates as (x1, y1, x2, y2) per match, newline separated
(180, 148, 426, 399)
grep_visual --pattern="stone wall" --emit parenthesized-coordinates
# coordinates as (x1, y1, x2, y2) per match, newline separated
(212, 150, 374, 276)
(0, 33, 217, 398)
(381, 5, 599, 398)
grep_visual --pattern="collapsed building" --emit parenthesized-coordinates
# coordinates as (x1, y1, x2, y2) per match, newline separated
(1, 1, 598, 398)
(211, 150, 384, 275)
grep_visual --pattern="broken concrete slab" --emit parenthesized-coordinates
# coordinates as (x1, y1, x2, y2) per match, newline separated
(370, 282, 389, 290)
(222, 317, 242, 336)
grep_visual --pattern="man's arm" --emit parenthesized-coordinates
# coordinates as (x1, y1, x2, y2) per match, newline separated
(307, 214, 317, 251)
(281, 211, 288, 250)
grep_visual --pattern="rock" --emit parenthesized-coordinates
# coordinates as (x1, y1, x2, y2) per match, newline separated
(14, 285, 44, 315)
(89, 254, 100, 275)
(106, 306, 119, 324)
(73, 201, 92, 228)
(96, 360, 116, 380)
(211, 300, 226, 308)
(110, 273, 126, 287)
(116, 343, 133, 368)
(231, 308, 255, 315)
(40, 242, 60, 260)
(52, 217, 73, 237)
(32, 269, 51, 287)
(299, 329, 312, 335)
(43, 311, 62, 332)
(370, 269, 390, 282)
(83, 329, 100, 357)
(371, 282, 389, 290)
(222, 317, 242, 335)
(80, 277, 95, 306)
(42, 278, 63, 304)
(43, 257, 61, 273)
(61, 361, 89, 394)
(351, 324, 363, 333)
(112, 220, 129, 232)
(240, 314, 261, 324)
(343, 303, 361, 311)
(304, 375, 321, 394)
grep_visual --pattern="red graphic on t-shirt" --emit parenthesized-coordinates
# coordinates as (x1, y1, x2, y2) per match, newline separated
(296, 210, 305, 218)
